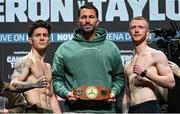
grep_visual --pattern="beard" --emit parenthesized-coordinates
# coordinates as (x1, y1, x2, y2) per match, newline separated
(132, 36, 146, 46)
(81, 25, 95, 33)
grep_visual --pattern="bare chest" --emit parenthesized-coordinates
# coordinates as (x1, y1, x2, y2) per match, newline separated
(126, 53, 154, 75)
(30, 62, 50, 79)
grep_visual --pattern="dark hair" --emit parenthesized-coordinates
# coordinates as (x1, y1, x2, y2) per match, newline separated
(28, 20, 51, 37)
(78, 4, 99, 18)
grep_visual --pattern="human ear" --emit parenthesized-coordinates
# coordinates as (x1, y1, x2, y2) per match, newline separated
(28, 37, 32, 44)
(95, 19, 99, 27)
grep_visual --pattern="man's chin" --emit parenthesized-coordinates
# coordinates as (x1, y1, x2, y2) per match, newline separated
(82, 26, 94, 32)
(83, 29, 94, 33)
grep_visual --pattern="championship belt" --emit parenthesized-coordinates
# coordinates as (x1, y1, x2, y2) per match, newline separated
(73, 86, 111, 100)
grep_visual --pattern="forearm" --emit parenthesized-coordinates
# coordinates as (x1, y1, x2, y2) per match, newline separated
(111, 73, 125, 95)
(146, 71, 175, 89)
(10, 81, 35, 92)
(52, 76, 69, 98)
(7, 107, 25, 113)
(112, 51, 125, 95)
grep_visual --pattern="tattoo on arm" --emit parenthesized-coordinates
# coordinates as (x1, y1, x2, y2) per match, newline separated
(13, 59, 27, 76)
(12, 82, 34, 92)
(11, 58, 33, 92)
(15, 63, 26, 74)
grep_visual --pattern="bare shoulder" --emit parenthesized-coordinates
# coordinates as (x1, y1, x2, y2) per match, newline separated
(45, 63, 51, 69)
(149, 48, 168, 63)
(45, 63, 51, 67)
(14, 56, 30, 70)
(150, 48, 167, 58)
(12, 54, 33, 78)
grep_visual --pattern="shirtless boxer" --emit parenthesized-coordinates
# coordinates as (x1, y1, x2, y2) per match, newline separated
(10, 20, 61, 113)
(122, 16, 175, 113)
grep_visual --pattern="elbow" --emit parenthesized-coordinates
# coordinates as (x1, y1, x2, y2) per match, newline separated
(168, 80, 175, 89)
(9, 82, 17, 91)
(166, 73, 176, 89)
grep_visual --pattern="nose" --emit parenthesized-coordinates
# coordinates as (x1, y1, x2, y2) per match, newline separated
(40, 35, 45, 41)
(135, 28, 139, 33)
(85, 17, 90, 23)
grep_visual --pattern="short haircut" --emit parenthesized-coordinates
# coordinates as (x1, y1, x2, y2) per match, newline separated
(129, 16, 149, 29)
(28, 20, 51, 37)
(77, 4, 99, 18)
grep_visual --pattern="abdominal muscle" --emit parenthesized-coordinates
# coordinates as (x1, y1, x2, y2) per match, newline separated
(130, 86, 157, 106)
(24, 86, 53, 109)
(128, 65, 158, 106)
(24, 75, 53, 110)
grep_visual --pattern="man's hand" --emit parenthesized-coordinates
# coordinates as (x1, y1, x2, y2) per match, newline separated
(67, 91, 76, 102)
(33, 76, 48, 88)
(168, 61, 180, 77)
(107, 92, 116, 103)
(133, 64, 146, 76)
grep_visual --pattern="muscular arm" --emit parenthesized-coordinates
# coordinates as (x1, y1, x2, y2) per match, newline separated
(10, 58, 32, 92)
(146, 51, 175, 89)
(10, 58, 47, 92)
